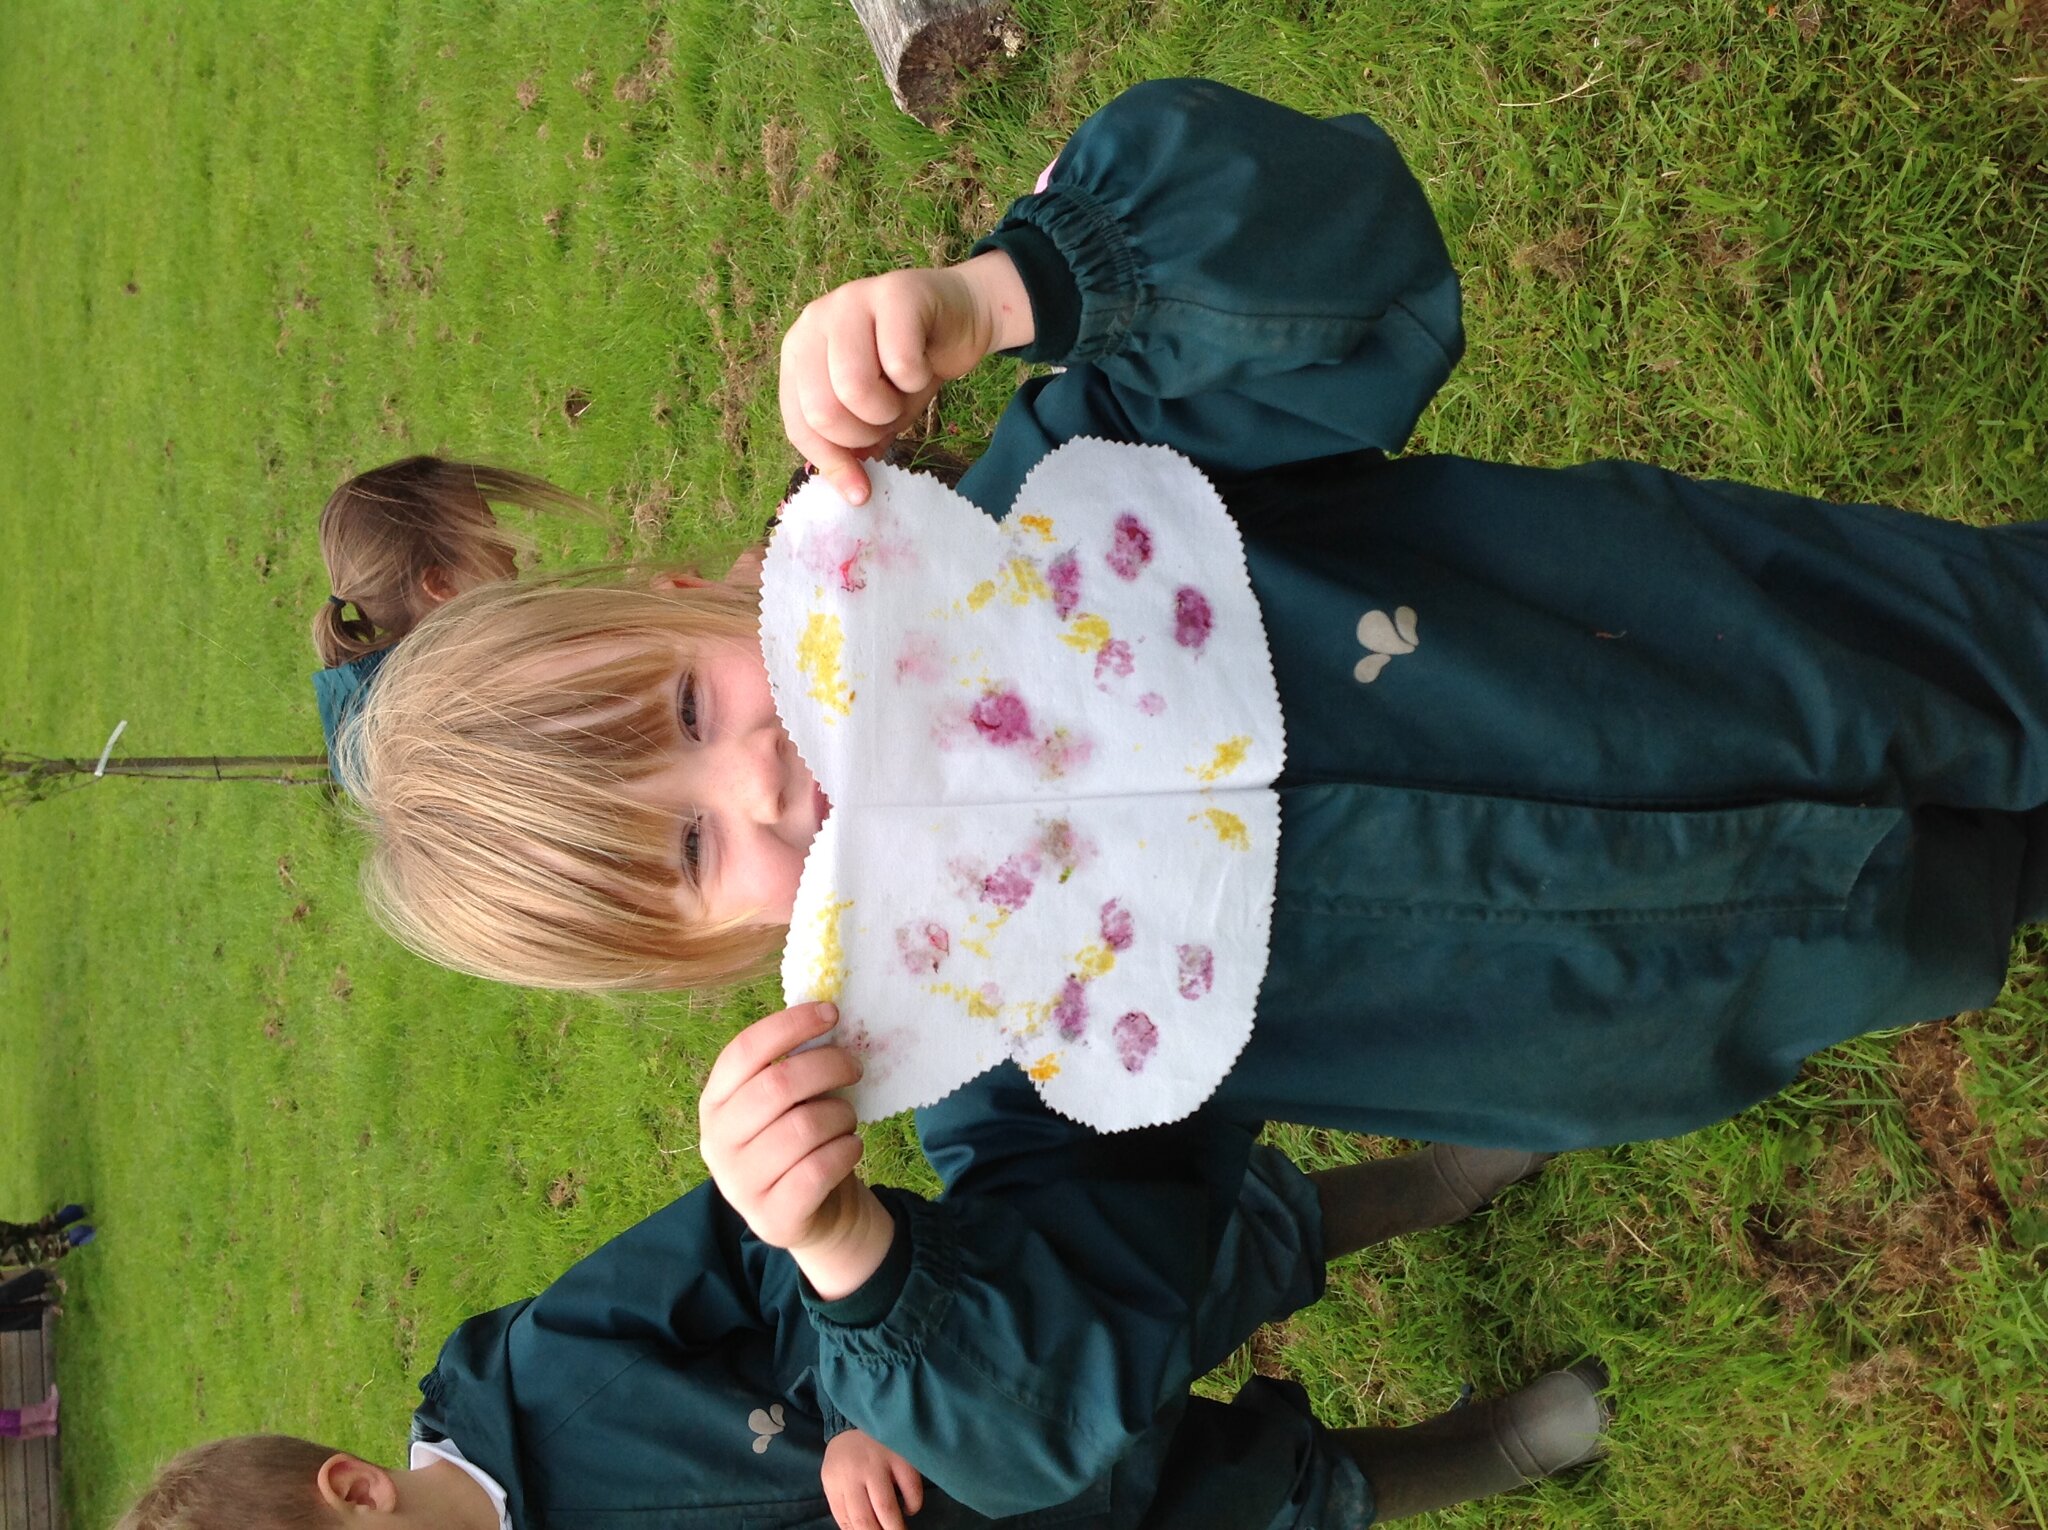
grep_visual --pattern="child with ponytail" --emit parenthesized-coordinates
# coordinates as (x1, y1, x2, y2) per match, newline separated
(311, 457, 593, 775)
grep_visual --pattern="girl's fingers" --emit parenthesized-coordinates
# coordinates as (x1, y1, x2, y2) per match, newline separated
(793, 343, 890, 455)
(869, 1479, 908, 1530)
(827, 1485, 873, 1530)
(731, 1097, 861, 1202)
(714, 1045, 863, 1152)
(871, 286, 938, 399)
(890, 1457, 925, 1516)
(758, 1134, 865, 1237)
(826, 313, 912, 431)
(780, 331, 874, 504)
(701, 1003, 838, 1112)
(709, 1096, 855, 1211)
(789, 297, 904, 448)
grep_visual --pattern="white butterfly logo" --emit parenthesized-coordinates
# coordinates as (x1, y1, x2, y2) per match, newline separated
(748, 1403, 786, 1454)
(1354, 606, 1419, 683)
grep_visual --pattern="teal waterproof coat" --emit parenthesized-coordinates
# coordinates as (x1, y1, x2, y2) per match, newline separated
(411, 1079, 1367, 1528)
(415, 76, 2040, 1528)
(947, 78, 2048, 1151)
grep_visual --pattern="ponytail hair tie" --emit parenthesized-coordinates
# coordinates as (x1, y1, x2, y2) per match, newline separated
(328, 594, 349, 610)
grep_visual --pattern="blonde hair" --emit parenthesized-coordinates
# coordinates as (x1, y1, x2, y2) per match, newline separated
(116, 1435, 338, 1530)
(343, 575, 783, 991)
(313, 456, 593, 668)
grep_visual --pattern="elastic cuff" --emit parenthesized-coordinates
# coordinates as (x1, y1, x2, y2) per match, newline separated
(804, 1191, 962, 1360)
(803, 1193, 915, 1329)
(973, 181, 1141, 366)
(973, 222, 1079, 363)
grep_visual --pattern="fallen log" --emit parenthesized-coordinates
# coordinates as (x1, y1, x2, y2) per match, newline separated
(848, 0, 1024, 125)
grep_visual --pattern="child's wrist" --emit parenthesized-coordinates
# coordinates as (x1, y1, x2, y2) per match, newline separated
(794, 1183, 896, 1302)
(959, 250, 1033, 355)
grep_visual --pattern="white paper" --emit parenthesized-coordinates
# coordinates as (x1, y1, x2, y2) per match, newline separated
(761, 439, 1285, 1130)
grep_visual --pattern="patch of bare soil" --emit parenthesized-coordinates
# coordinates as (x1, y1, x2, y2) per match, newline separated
(614, 28, 674, 104)
(1947, 0, 2048, 41)
(1891, 1021, 2010, 1240)
(1511, 226, 1590, 282)
(761, 119, 800, 214)
(626, 480, 674, 548)
(692, 248, 771, 458)
(1825, 1344, 1921, 1407)
(1247, 1321, 1304, 1380)
(1694, 225, 1759, 300)
(1742, 1022, 2010, 1324)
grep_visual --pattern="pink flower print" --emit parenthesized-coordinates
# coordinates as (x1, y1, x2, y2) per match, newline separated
(980, 854, 1039, 912)
(1031, 727, 1094, 780)
(1138, 692, 1166, 716)
(1173, 586, 1214, 651)
(895, 921, 951, 976)
(1113, 1011, 1159, 1073)
(1094, 638, 1134, 685)
(1047, 550, 1083, 619)
(1098, 898, 1134, 952)
(894, 630, 944, 685)
(1106, 513, 1154, 580)
(970, 686, 1033, 747)
(1052, 975, 1089, 1040)
(1039, 817, 1098, 882)
(1175, 944, 1214, 1000)
(945, 856, 985, 897)
(801, 526, 872, 593)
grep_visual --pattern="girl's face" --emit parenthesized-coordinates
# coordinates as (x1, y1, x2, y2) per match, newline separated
(627, 636, 828, 929)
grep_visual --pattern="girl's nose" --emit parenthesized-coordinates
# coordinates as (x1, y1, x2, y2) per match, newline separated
(717, 725, 785, 826)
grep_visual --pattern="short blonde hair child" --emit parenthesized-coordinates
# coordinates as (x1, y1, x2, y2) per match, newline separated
(344, 575, 781, 991)
(117, 1435, 337, 1530)
(314, 456, 592, 668)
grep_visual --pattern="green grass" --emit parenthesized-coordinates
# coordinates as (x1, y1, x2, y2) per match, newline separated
(1, 3, 2043, 1526)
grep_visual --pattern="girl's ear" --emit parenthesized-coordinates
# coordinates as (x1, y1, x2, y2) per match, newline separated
(420, 566, 461, 605)
(316, 1453, 399, 1513)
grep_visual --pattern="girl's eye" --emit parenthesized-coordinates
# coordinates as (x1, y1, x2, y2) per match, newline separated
(677, 672, 701, 739)
(681, 816, 704, 885)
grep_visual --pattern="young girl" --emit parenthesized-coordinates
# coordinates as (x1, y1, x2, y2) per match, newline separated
(310, 456, 592, 770)
(340, 77, 2034, 1519)
(347, 78, 2048, 1150)
(111, 1111, 1601, 1530)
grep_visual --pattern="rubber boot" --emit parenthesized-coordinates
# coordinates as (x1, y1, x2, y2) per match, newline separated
(1338, 1361, 1609, 1522)
(52, 1204, 87, 1229)
(1309, 1144, 1555, 1259)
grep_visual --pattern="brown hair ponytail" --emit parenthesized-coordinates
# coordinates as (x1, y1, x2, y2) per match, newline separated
(311, 456, 593, 667)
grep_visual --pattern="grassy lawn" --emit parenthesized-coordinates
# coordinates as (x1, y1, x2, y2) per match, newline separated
(1, 3, 2042, 1526)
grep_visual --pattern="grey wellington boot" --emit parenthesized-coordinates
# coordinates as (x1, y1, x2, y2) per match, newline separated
(1338, 1360, 1611, 1522)
(1310, 1143, 1556, 1259)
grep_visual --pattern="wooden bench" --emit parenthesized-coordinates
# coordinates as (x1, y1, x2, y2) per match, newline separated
(0, 1313, 59, 1530)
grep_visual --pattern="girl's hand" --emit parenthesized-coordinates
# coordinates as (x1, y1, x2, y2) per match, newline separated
(698, 1002, 896, 1298)
(779, 251, 1032, 505)
(822, 1429, 926, 1530)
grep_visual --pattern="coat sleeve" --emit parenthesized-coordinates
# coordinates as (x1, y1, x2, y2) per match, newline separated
(803, 1069, 1326, 1518)
(956, 77, 1464, 516)
(514, 1183, 852, 1437)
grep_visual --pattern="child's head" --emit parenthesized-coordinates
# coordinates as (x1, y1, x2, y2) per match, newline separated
(345, 573, 826, 992)
(313, 456, 591, 668)
(119, 1436, 489, 1530)
(117, 1435, 340, 1530)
